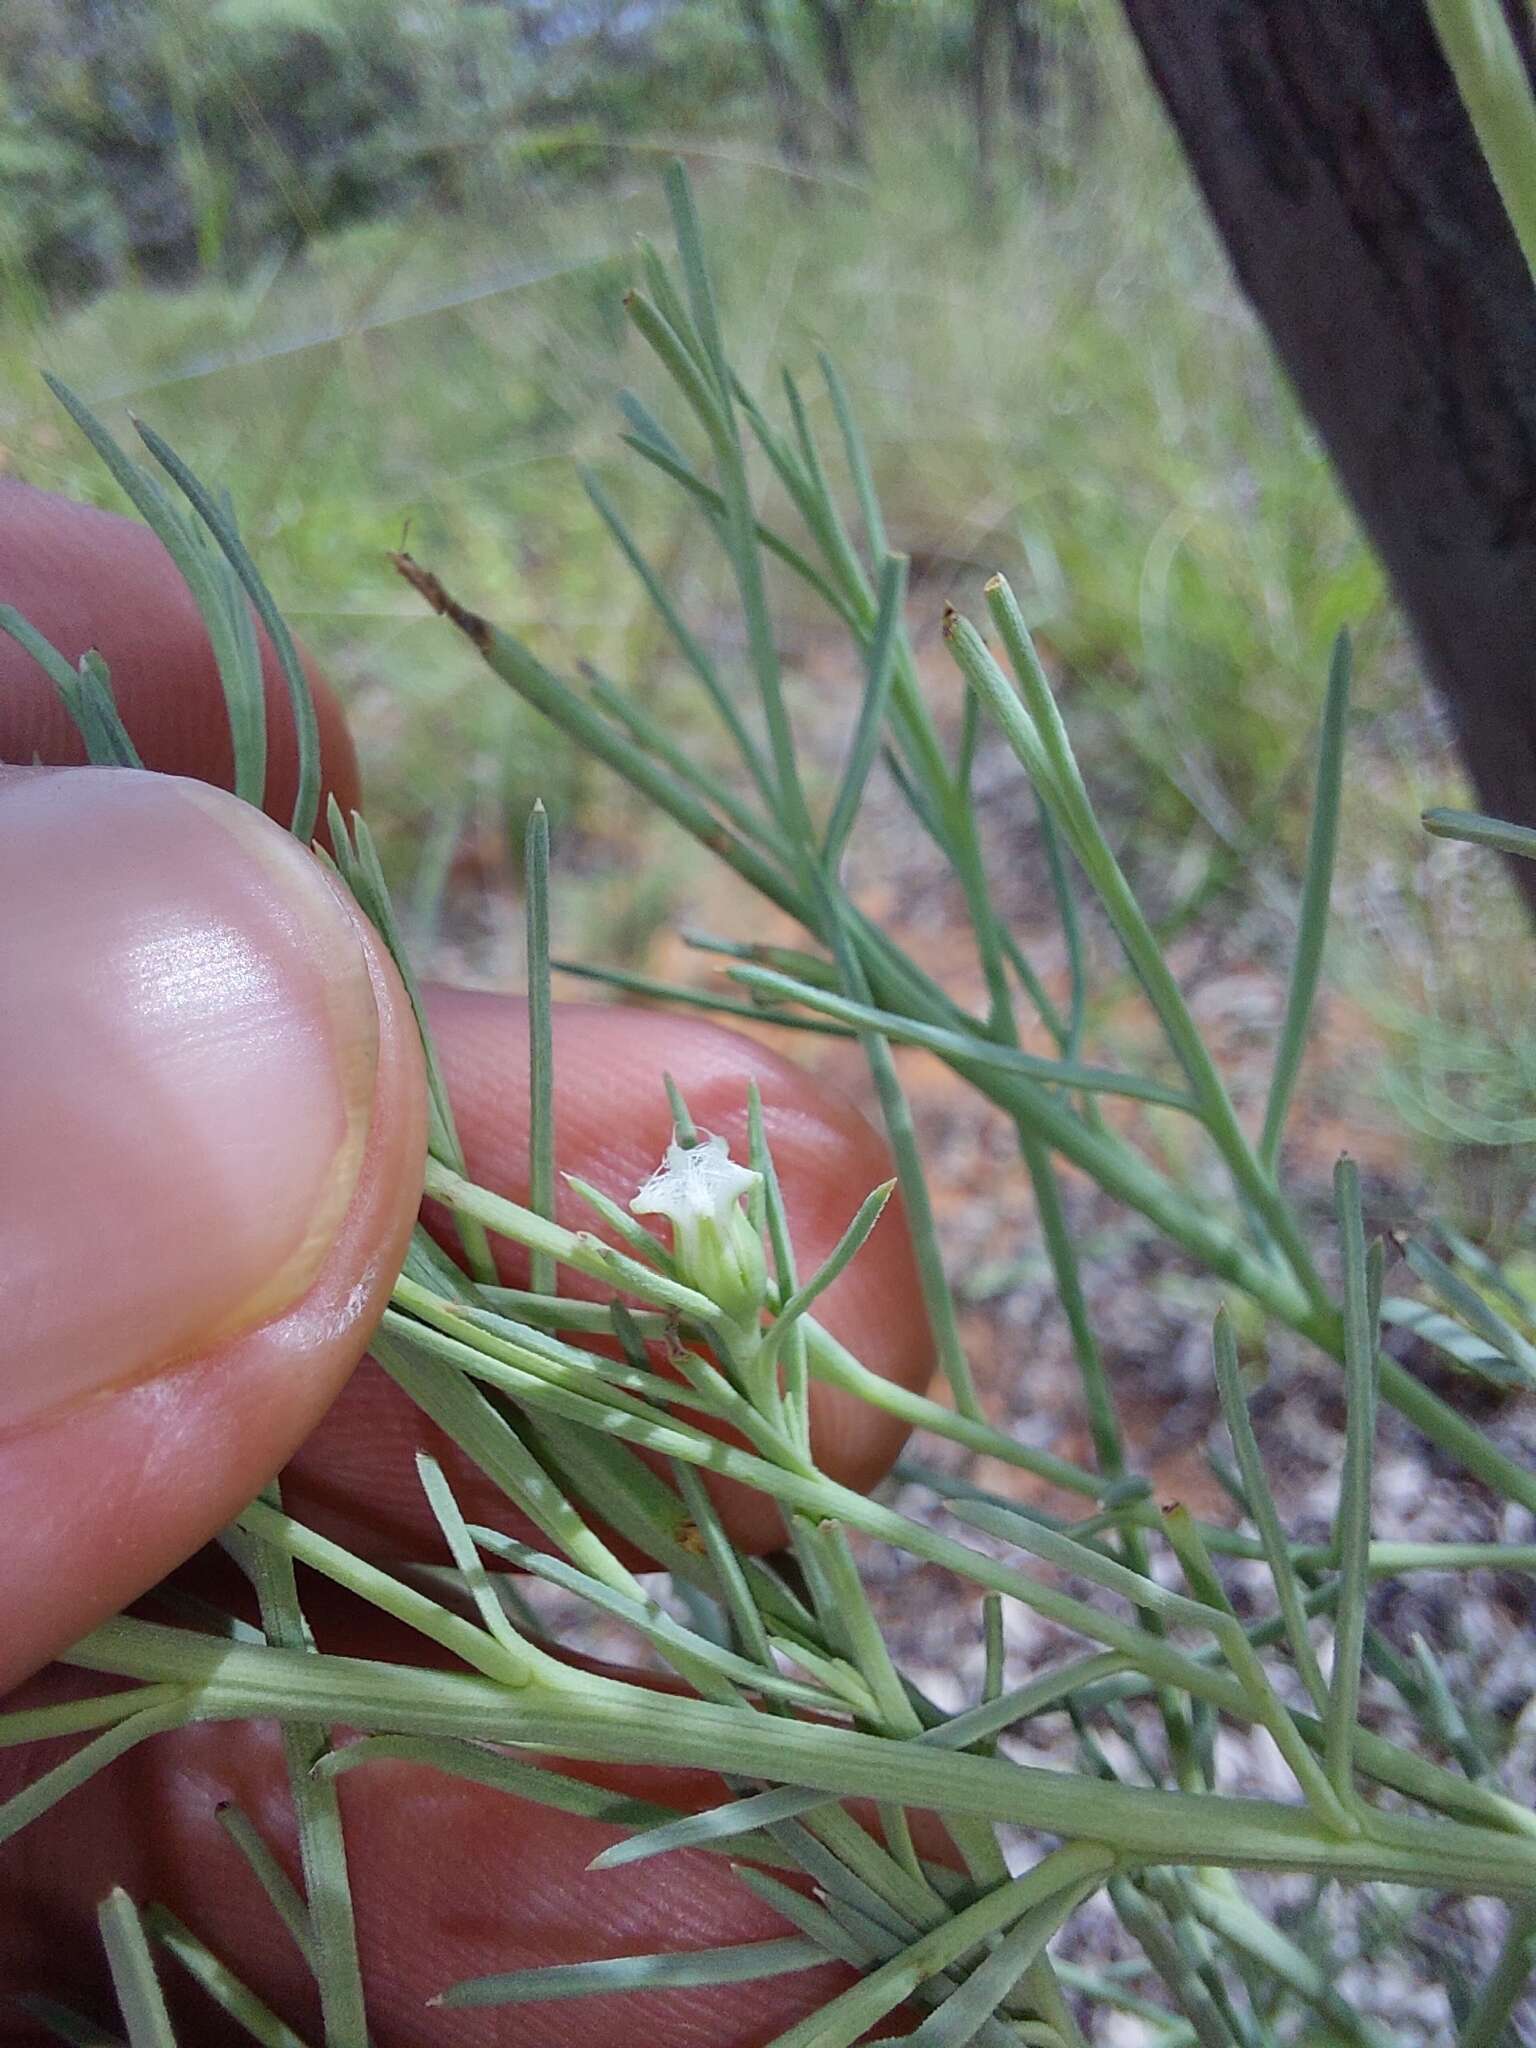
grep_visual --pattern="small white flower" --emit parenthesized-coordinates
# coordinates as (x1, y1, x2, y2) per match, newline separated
(633, 1130, 766, 1323)
(633, 1132, 760, 1229)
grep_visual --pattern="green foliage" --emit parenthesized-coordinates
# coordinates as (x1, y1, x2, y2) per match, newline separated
(0, 0, 636, 294)
(13, 173, 1536, 2045)
(12, 3, 1526, 1237)
(0, 4, 1397, 909)
(0, 0, 977, 300)
(0, 22, 1387, 1035)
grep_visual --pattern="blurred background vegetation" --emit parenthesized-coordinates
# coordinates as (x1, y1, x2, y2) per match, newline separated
(2, 0, 1531, 1235)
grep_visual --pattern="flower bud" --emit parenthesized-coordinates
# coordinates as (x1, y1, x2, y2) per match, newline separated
(632, 1130, 768, 1326)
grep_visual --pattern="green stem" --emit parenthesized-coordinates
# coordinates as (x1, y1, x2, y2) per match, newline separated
(1427, 0, 1536, 290)
(951, 595, 1327, 1310)
(1458, 1899, 1536, 2048)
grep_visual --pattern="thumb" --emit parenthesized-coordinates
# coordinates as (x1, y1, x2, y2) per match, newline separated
(0, 766, 427, 1691)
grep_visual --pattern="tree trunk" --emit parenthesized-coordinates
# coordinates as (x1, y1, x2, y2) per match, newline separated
(739, 0, 810, 171)
(803, 0, 867, 165)
(1120, 0, 1536, 908)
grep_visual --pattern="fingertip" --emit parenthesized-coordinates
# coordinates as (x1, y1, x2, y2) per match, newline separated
(0, 769, 427, 1689)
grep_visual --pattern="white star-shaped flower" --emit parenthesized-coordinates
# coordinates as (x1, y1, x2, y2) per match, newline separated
(632, 1132, 760, 1232)
(631, 1130, 766, 1322)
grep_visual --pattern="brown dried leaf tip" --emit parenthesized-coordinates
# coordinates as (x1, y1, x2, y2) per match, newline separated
(390, 550, 493, 654)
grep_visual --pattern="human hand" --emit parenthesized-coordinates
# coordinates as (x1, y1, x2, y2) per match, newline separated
(0, 482, 931, 2043)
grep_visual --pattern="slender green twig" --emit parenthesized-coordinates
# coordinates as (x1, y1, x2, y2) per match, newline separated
(1212, 1310, 1328, 1713)
(143, 1908, 315, 2048)
(1423, 806, 1536, 862)
(1427, 0, 1536, 289)
(1325, 1161, 1380, 1809)
(0, 610, 142, 768)
(46, 377, 268, 808)
(578, 463, 776, 808)
(524, 801, 556, 1296)
(1458, 1900, 1536, 2048)
(96, 1893, 176, 2048)
(241, 1492, 369, 2048)
(1260, 633, 1350, 1173)
(133, 417, 321, 843)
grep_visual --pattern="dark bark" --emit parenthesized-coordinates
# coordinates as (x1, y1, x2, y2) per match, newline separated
(1120, 0, 1536, 907)
(739, 0, 810, 170)
(803, 0, 867, 165)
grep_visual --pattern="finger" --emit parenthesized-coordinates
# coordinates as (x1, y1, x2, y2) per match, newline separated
(0, 481, 360, 829)
(282, 989, 931, 1556)
(0, 767, 427, 1692)
(0, 1663, 874, 2048)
